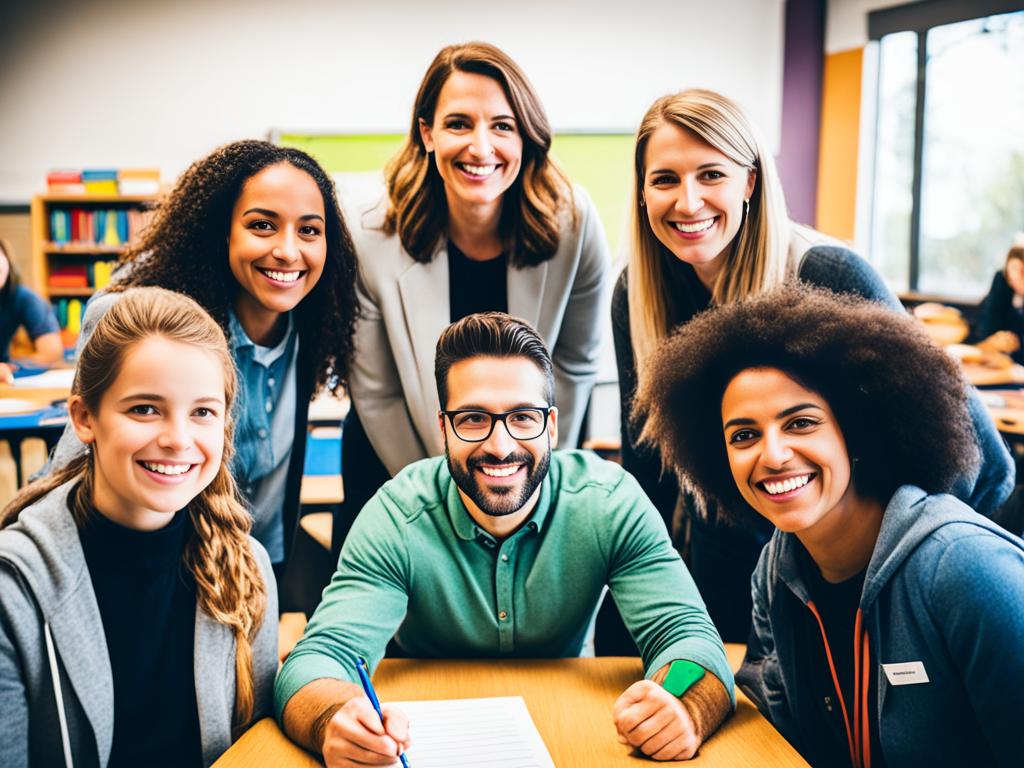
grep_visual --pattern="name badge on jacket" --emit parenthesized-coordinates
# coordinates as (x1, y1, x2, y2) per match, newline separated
(882, 661, 930, 686)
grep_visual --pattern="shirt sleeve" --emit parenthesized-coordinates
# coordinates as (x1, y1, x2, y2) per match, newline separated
(16, 287, 60, 340)
(736, 544, 778, 713)
(346, 257, 429, 476)
(273, 489, 411, 721)
(610, 271, 679, 532)
(800, 248, 1014, 518)
(46, 292, 120, 471)
(548, 188, 609, 449)
(602, 470, 735, 706)
(973, 271, 1011, 341)
(0, 566, 30, 768)
(930, 530, 1024, 765)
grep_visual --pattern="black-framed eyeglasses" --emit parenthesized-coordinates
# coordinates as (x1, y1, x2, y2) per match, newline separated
(442, 407, 551, 442)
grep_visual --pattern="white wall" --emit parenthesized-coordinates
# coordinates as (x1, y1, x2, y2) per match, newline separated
(825, 0, 924, 52)
(0, 0, 785, 201)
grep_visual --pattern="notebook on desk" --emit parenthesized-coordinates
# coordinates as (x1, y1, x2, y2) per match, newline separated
(387, 696, 554, 768)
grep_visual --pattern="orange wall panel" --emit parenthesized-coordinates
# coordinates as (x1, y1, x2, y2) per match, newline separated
(816, 47, 863, 241)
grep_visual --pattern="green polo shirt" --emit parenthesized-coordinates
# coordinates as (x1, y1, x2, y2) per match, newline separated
(275, 450, 734, 719)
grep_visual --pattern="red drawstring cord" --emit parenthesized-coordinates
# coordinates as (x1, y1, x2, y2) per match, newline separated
(853, 610, 863, 768)
(860, 621, 872, 768)
(807, 601, 858, 768)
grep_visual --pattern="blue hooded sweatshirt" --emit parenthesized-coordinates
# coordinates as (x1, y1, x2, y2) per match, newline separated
(738, 485, 1024, 767)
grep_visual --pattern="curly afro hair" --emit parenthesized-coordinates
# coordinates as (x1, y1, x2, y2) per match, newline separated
(632, 283, 980, 527)
(113, 139, 357, 394)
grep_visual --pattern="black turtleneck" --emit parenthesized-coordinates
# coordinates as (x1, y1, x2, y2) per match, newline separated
(448, 239, 508, 321)
(79, 507, 202, 768)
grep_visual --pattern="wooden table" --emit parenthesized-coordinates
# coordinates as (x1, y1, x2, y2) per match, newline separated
(214, 648, 807, 767)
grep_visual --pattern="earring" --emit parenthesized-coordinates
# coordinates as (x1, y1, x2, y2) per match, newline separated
(640, 197, 646, 208)
(743, 199, 750, 219)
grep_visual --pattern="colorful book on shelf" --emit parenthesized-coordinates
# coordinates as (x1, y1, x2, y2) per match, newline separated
(47, 170, 85, 194)
(103, 210, 122, 245)
(118, 168, 160, 195)
(93, 260, 116, 290)
(67, 300, 83, 335)
(49, 264, 89, 288)
(50, 209, 71, 243)
(54, 299, 68, 328)
(82, 169, 119, 195)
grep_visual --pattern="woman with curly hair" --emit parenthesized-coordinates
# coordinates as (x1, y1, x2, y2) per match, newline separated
(1, 288, 276, 767)
(613, 87, 1013, 640)
(634, 284, 1024, 767)
(51, 140, 358, 574)
(339, 42, 608, 549)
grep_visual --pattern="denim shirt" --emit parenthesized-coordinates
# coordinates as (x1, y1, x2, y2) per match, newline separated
(229, 310, 298, 563)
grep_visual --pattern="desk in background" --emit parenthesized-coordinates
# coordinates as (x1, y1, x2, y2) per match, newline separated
(213, 647, 808, 767)
(0, 370, 73, 500)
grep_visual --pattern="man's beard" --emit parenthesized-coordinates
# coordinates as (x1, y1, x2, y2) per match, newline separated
(445, 443, 551, 517)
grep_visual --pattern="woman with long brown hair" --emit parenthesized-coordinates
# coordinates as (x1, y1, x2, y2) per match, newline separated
(339, 42, 610, 548)
(0, 288, 276, 767)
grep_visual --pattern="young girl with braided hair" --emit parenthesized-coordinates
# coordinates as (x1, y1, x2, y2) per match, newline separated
(0, 287, 276, 768)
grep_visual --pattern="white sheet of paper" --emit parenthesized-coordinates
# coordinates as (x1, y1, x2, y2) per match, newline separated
(387, 696, 554, 768)
(11, 369, 75, 389)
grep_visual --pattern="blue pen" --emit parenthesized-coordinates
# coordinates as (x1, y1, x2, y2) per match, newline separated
(356, 656, 411, 768)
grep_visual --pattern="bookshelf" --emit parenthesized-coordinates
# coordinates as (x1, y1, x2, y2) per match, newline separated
(30, 193, 158, 337)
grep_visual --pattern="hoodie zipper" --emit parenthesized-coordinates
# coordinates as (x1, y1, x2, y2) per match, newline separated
(806, 601, 872, 768)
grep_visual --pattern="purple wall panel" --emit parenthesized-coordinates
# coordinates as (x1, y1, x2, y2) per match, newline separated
(779, 0, 826, 227)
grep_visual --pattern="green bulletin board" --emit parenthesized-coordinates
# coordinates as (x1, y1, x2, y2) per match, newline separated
(275, 131, 635, 253)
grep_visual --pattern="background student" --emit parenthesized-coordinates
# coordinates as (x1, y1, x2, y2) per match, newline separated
(612, 87, 1014, 641)
(50, 140, 359, 577)
(974, 234, 1024, 361)
(340, 41, 609, 552)
(634, 285, 1024, 767)
(0, 236, 62, 383)
(0, 288, 277, 768)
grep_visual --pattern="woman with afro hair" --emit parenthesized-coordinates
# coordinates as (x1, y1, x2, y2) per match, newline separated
(634, 284, 1024, 767)
(51, 140, 358, 579)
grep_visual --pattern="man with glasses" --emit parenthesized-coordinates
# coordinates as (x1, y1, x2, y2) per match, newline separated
(276, 312, 733, 765)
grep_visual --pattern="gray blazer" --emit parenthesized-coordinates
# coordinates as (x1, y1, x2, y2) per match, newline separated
(0, 480, 278, 768)
(347, 185, 610, 475)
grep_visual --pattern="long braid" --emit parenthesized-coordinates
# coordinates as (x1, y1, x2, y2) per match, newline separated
(3, 287, 267, 730)
(182, 429, 266, 729)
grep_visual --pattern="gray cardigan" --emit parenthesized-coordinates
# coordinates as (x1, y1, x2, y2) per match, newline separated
(346, 184, 610, 474)
(0, 481, 278, 768)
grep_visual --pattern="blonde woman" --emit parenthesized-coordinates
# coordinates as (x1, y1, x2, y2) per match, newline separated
(612, 88, 1013, 640)
(341, 42, 609, 545)
(0, 288, 276, 767)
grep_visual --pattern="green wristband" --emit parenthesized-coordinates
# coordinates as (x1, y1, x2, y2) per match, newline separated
(662, 659, 705, 698)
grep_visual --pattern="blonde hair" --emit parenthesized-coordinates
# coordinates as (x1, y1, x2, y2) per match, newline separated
(1, 287, 266, 731)
(383, 41, 575, 266)
(628, 89, 793, 373)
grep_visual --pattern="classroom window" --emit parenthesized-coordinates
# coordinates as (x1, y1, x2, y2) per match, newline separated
(868, 5, 1024, 298)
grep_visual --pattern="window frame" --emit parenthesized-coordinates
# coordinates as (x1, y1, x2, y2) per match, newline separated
(867, 0, 1024, 294)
